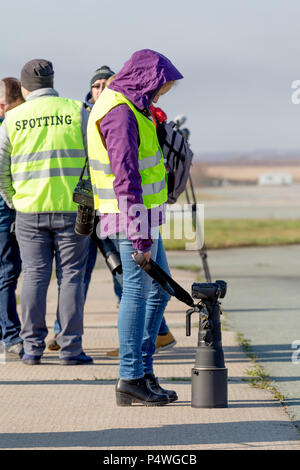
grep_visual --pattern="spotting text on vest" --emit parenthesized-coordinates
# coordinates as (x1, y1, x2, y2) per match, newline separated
(15, 114, 72, 131)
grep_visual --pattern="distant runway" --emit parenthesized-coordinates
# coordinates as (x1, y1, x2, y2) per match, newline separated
(190, 184, 300, 219)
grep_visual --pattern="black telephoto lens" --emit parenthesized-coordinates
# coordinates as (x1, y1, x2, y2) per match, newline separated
(97, 238, 122, 274)
(75, 205, 95, 236)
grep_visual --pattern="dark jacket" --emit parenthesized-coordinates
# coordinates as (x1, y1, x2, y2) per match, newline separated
(0, 195, 15, 232)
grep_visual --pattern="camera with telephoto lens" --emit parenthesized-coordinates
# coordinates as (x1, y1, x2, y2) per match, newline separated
(72, 160, 122, 275)
(191, 280, 227, 302)
(73, 164, 95, 236)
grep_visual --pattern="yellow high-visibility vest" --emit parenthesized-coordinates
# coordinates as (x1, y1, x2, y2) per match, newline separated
(87, 87, 167, 213)
(5, 96, 86, 212)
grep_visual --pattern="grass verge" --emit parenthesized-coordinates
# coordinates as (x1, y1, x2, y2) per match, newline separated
(236, 332, 285, 403)
(174, 264, 202, 273)
(162, 218, 300, 250)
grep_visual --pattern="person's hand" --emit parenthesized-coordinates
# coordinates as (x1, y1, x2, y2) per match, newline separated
(132, 251, 151, 264)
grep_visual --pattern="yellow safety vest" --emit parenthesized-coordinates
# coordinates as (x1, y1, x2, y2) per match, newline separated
(5, 96, 86, 212)
(87, 88, 167, 213)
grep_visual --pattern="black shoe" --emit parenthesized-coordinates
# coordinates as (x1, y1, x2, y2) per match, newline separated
(59, 351, 94, 366)
(116, 377, 169, 407)
(22, 353, 42, 365)
(145, 373, 178, 403)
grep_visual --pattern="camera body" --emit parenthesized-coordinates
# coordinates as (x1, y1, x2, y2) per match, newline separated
(73, 176, 94, 209)
(192, 280, 227, 302)
(73, 176, 95, 236)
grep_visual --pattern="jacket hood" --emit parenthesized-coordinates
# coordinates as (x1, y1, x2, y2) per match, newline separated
(108, 49, 183, 111)
(84, 91, 94, 110)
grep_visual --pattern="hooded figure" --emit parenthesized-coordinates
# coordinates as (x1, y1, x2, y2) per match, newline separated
(89, 49, 183, 252)
(87, 50, 183, 406)
(108, 49, 183, 111)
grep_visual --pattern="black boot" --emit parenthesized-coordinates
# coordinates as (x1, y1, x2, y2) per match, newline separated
(116, 377, 169, 407)
(145, 373, 178, 403)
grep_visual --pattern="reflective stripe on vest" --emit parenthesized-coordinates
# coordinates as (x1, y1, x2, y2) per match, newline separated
(11, 148, 85, 164)
(11, 167, 82, 182)
(92, 177, 166, 200)
(87, 88, 167, 213)
(6, 96, 86, 212)
(89, 149, 162, 175)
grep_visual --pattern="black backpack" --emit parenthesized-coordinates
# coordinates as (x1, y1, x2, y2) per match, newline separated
(157, 120, 193, 204)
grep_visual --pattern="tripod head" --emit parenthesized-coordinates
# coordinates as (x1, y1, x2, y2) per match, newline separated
(186, 280, 227, 336)
(192, 280, 227, 301)
(173, 114, 187, 130)
(173, 115, 190, 141)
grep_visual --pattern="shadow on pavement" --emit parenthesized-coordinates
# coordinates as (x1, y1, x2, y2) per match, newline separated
(0, 420, 298, 449)
(238, 344, 300, 364)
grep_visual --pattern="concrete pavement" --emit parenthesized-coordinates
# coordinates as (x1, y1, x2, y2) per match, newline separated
(0, 257, 300, 450)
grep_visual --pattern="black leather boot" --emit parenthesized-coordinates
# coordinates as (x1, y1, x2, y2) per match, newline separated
(116, 377, 169, 406)
(145, 373, 178, 403)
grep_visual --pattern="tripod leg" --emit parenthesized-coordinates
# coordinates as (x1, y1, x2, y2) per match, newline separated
(185, 175, 212, 282)
(185, 187, 191, 205)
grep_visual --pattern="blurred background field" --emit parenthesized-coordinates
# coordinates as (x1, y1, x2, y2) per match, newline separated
(162, 218, 300, 250)
(162, 158, 300, 250)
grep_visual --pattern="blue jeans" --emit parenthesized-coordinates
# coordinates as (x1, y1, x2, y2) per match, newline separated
(106, 236, 123, 303)
(55, 235, 168, 340)
(54, 236, 98, 336)
(16, 212, 89, 357)
(0, 231, 22, 346)
(158, 316, 169, 335)
(117, 230, 171, 379)
(53, 235, 123, 335)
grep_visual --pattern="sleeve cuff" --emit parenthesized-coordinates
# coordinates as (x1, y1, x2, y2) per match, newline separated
(132, 238, 153, 253)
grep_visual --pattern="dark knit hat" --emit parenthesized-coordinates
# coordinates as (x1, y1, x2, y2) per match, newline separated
(90, 65, 114, 87)
(21, 59, 54, 92)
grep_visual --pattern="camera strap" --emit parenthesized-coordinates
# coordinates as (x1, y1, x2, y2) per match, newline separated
(133, 252, 194, 307)
(79, 157, 91, 181)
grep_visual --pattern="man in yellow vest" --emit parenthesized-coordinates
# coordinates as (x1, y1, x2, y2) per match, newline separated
(0, 59, 93, 365)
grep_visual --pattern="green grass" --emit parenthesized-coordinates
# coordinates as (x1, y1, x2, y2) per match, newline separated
(162, 219, 300, 250)
(236, 332, 285, 403)
(174, 264, 202, 272)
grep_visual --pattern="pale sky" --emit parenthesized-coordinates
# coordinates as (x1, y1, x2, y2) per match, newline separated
(1, 0, 300, 154)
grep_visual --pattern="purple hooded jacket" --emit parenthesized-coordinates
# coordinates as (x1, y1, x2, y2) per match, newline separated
(98, 49, 183, 252)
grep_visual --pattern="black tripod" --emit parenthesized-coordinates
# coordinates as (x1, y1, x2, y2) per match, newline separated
(184, 173, 212, 283)
(174, 119, 212, 283)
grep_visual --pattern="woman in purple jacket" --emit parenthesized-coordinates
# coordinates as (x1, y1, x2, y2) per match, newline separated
(93, 50, 183, 406)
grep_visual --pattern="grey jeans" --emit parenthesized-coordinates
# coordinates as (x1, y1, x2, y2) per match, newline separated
(15, 212, 89, 358)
